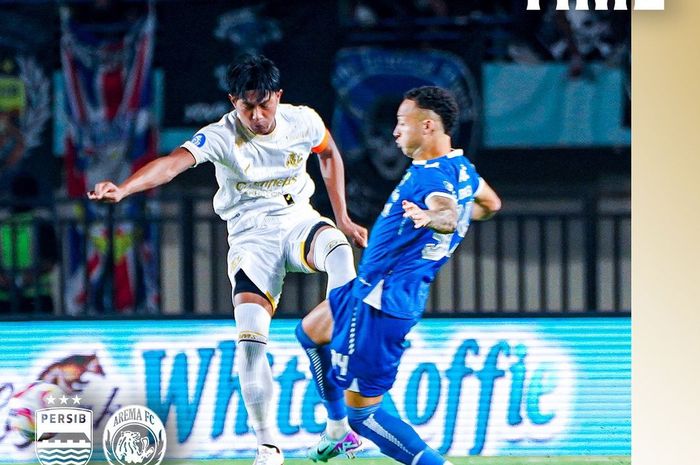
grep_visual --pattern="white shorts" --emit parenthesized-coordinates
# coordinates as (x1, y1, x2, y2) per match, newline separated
(226, 204, 334, 310)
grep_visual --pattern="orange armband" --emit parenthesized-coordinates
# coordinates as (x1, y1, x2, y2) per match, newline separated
(311, 129, 330, 153)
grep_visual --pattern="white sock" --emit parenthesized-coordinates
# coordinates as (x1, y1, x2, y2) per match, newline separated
(324, 244, 356, 296)
(235, 303, 275, 447)
(326, 417, 351, 439)
(313, 228, 356, 296)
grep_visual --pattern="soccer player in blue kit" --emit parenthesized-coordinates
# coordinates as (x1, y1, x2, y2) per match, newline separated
(296, 86, 501, 464)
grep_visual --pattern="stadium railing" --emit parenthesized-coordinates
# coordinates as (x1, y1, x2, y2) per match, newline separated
(0, 192, 629, 319)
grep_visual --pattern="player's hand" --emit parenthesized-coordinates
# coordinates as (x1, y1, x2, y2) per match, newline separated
(87, 181, 125, 203)
(402, 200, 431, 229)
(337, 217, 368, 248)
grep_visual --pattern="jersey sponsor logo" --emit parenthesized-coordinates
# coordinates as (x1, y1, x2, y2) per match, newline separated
(235, 176, 298, 191)
(190, 133, 206, 147)
(235, 176, 299, 197)
(458, 186, 473, 200)
(285, 152, 304, 168)
(459, 166, 470, 182)
(421, 232, 453, 261)
(383, 186, 401, 216)
(381, 203, 392, 217)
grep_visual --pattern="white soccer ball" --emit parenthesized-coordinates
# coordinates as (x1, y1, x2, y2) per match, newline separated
(6, 381, 66, 442)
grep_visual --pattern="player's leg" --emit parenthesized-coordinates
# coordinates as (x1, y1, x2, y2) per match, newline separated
(336, 307, 452, 465)
(295, 300, 353, 434)
(296, 286, 361, 462)
(345, 391, 451, 465)
(285, 212, 360, 460)
(232, 270, 284, 465)
(282, 211, 355, 296)
(307, 224, 356, 296)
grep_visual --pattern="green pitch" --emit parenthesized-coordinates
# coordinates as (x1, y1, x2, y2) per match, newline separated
(5, 457, 631, 465)
(163, 459, 631, 465)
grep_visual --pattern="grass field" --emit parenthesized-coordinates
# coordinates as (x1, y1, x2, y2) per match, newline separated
(5, 458, 631, 465)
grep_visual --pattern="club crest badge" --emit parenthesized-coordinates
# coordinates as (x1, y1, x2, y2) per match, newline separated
(35, 402, 93, 465)
(285, 152, 304, 168)
(103, 405, 166, 465)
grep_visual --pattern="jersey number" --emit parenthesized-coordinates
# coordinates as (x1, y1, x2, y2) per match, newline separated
(421, 203, 472, 260)
(421, 232, 452, 261)
(331, 349, 349, 377)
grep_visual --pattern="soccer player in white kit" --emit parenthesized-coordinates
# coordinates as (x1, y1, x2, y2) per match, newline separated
(88, 54, 368, 465)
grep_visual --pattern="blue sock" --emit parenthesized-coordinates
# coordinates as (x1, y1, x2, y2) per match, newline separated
(295, 323, 346, 420)
(347, 404, 446, 465)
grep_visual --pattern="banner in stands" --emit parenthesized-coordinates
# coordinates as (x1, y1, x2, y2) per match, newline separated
(331, 47, 480, 224)
(0, 318, 630, 460)
(59, 5, 160, 315)
(483, 63, 631, 147)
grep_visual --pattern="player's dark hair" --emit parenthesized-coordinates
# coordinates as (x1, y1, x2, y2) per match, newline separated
(226, 54, 281, 101)
(404, 86, 459, 134)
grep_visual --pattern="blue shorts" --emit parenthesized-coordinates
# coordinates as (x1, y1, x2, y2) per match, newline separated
(327, 280, 417, 397)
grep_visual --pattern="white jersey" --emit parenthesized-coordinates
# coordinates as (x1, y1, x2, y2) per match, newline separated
(181, 103, 327, 224)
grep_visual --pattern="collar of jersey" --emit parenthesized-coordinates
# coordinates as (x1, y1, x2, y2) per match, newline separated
(235, 113, 280, 140)
(412, 148, 463, 165)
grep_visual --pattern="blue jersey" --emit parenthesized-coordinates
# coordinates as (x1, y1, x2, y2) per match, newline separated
(352, 149, 482, 319)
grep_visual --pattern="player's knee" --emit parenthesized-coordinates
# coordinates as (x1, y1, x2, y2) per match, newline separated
(295, 321, 316, 349)
(312, 227, 351, 272)
(234, 302, 271, 345)
(347, 404, 380, 434)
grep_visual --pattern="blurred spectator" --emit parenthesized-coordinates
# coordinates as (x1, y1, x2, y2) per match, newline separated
(0, 111, 24, 172)
(0, 172, 58, 314)
(0, 68, 26, 185)
(340, 0, 449, 27)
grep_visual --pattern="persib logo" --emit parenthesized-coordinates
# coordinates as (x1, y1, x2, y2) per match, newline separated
(35, 398, 93, 465)
(526, 0, 663, 10)
(190, 133, 206, 147)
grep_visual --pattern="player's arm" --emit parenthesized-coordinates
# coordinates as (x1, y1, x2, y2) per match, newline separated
(470, 179, 501, 221)
(87, 148, 196, 203)
(315, 131, 369, 247)
(402, 196, 457, 234)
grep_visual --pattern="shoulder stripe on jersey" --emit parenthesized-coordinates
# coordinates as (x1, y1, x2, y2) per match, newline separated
(311, 129, 330, 153)
(412, 148, 464, 165)
(426, 191, 457, 203)
(473, 177, 485, 197)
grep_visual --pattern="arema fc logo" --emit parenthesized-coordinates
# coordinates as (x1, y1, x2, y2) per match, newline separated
(103, 405, 166, 465)
(35, 396, 93, 465)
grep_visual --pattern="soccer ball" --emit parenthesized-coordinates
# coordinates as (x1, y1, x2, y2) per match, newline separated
(6, 381, 66, 442)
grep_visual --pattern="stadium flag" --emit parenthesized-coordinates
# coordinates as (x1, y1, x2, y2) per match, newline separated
(60, 4, 160, 314)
